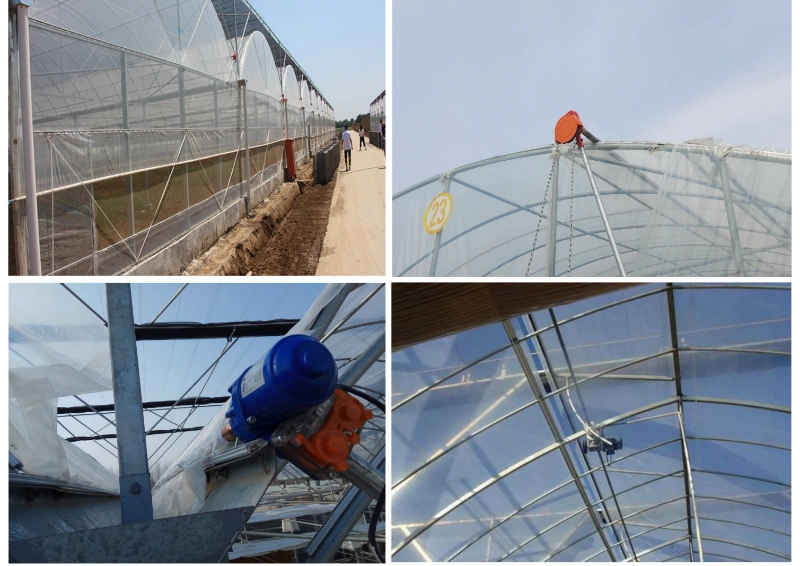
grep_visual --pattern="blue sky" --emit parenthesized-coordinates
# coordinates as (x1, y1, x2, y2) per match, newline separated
(392, 0, 791, 191)
(253, 0, 385, 121)
(45, 283, 324, 471)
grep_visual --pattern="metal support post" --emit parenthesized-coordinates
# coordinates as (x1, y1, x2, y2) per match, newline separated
(16, 2, 42, 275)
(105, 283, 153, 524)
(214, 82, 223, 194)
(579, 145, 626, 276)
(121, 52, 136, 244)
(429, 173, 452, 276)
(179, 68, 190, 210)
(717, 160, 745, 276)
(546, 150, 560, 276)
(239, 80, 252, 214)
(666, 283, 704, 561)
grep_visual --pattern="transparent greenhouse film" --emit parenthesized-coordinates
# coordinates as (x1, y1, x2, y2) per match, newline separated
(12, 0, 335, 275)
(9, 285, 117, 492)
(392, 284, 790, 562)
(393, 141, 791, 277)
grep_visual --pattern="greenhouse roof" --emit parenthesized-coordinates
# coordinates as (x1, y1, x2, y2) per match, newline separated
(393, 140, 791, 277)
(392, 283, 790, 562)
(210, 0, 332, 108)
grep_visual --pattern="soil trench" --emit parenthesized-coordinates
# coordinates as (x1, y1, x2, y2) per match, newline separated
(182, 161, 337, 276)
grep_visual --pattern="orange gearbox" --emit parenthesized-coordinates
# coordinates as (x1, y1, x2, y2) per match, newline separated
(295, 389, 373, 472)
(555, 110, 584, 144)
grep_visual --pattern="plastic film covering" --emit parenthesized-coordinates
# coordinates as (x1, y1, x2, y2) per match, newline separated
(393, 141, 791, 277)
(11, 0, 336, 275)
(281, 65, 302, 140)
(152, 284, 385, 518)
(392, 284, 789, 562)
(9, 285, 118, 493)
(29, 0, 234, 81)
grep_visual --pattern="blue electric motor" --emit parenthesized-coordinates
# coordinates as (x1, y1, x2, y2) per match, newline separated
(225, 334, 338, 443)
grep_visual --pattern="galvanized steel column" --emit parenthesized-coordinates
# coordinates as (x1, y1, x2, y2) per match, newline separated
(121, 52, 136, 244)
(106, 283, 153, 524)
(239, 80, 252, 213)
(546, 150, 560, 276)
(16, 1, 42, 275)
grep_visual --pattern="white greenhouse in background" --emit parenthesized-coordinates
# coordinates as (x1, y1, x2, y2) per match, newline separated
(369, 90, 386, 147)
(393, 139, 790, 277)
(9, 0, 336, 276)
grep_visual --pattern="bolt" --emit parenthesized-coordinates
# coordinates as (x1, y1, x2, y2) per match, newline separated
(247, 416, 257, 424)
(130, 482, 142, 495)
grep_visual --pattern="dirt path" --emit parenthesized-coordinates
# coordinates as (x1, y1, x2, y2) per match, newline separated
(181, 161, 338, 276)
(250, 171, 337, 275)
(315, 138, 385, 275)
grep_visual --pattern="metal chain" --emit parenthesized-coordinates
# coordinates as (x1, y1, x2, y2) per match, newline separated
(525, 150, 558, 277)
(568, 141, 576, 276)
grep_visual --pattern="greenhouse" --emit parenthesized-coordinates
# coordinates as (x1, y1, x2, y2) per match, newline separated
(9, 0, 336, 276)
(370, 90, 386, 147)
(392, 134, 791, 277)
(10, 283, 385, 562)
(392, 283, 790, 562)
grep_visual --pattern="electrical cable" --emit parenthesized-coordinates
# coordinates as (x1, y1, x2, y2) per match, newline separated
(338, 384, 385, 413)
(368, 487, 385, 562)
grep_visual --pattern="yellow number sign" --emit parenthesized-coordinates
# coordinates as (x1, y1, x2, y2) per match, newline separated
(423, 193, 453, 234)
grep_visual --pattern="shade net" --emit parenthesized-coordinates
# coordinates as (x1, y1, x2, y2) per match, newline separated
(11, 0, 335, 275)
(391, 284, 790, 562)
(393, 141, 790, 277)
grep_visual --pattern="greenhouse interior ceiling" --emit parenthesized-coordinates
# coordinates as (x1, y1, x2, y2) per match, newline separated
(9, 0, 336, 276)
(393, 139, 791, 277)
(392, 283, 790, 562)
(10, 283, 385, 562)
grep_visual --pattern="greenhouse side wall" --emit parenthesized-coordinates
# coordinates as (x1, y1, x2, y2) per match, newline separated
(9, 14, 336, 275)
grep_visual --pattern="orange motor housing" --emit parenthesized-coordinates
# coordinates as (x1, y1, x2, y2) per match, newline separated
(555, 111, 584, 144)
(296, 389, 373, 472)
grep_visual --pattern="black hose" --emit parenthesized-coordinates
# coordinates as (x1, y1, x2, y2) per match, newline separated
(338, 384, 385, 413)
(368, 487, 385, 562)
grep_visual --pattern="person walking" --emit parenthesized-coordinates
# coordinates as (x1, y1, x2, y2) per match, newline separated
(359, 124, 367, 150)
(380, 119, 386, 156)
(341, 124, 353, 171)
(379, 119, 384, 151)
